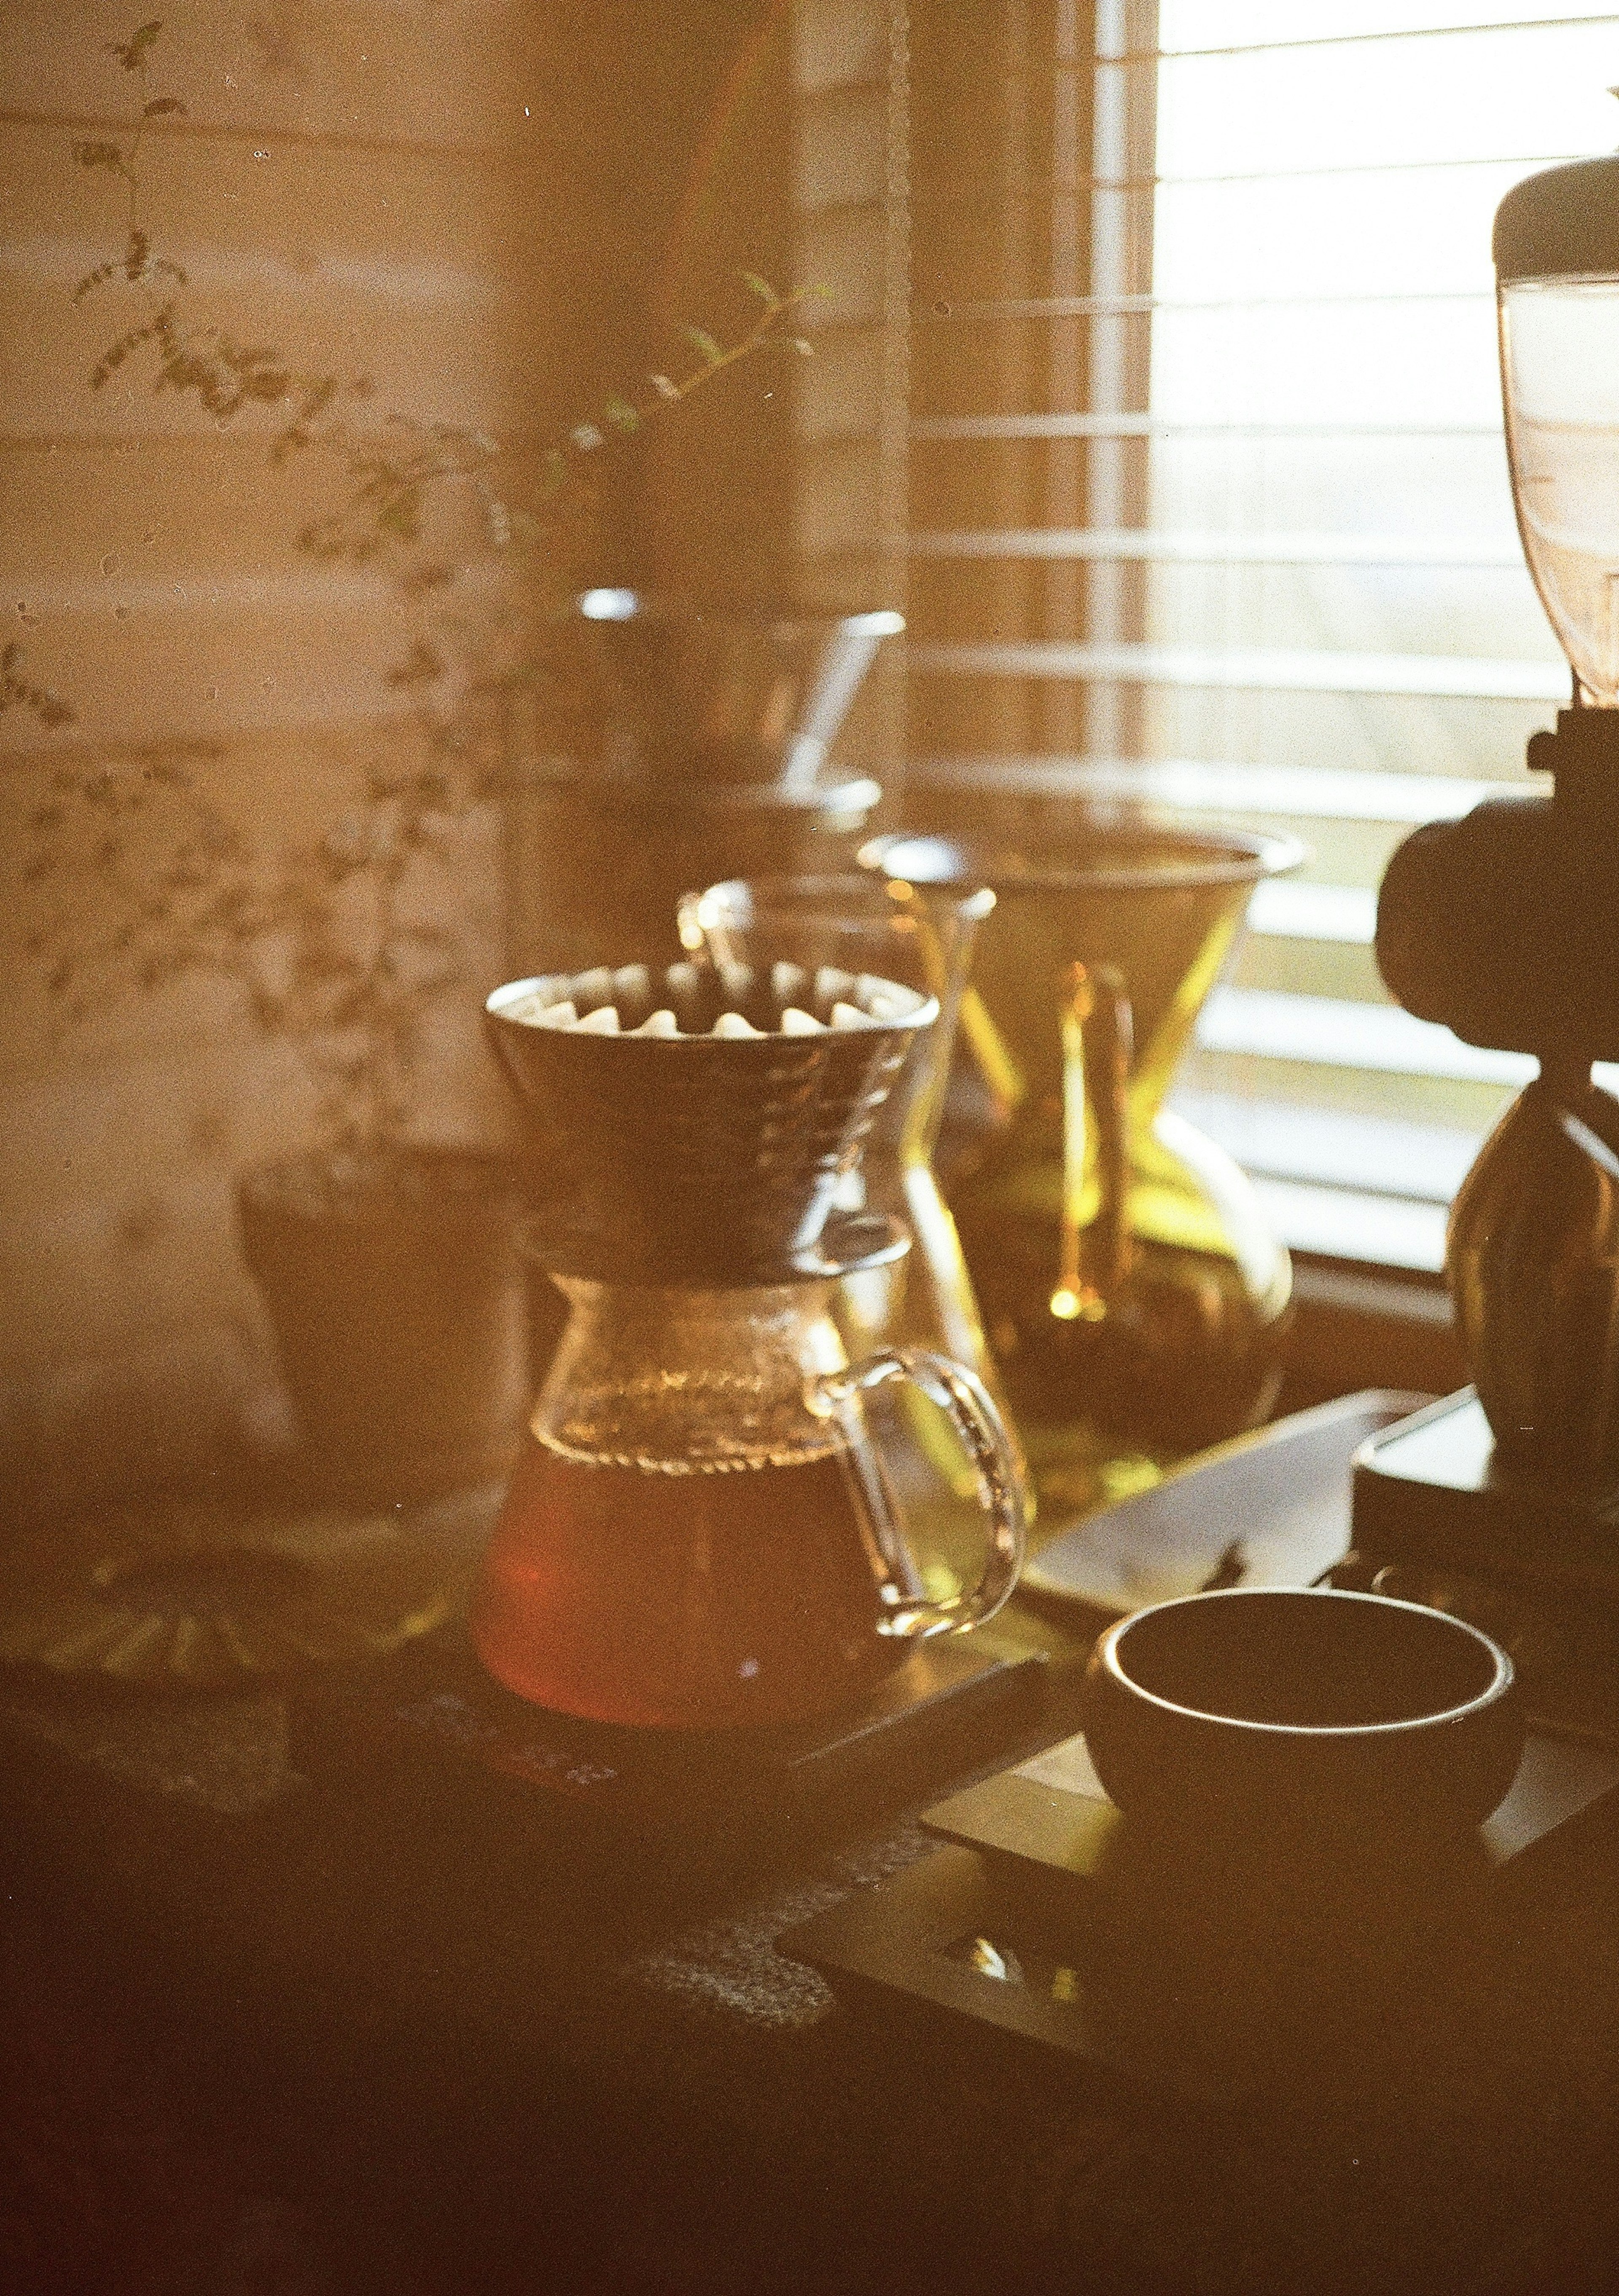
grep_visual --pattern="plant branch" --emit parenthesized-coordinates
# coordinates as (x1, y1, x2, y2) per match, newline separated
(38, 17, 811, 1156)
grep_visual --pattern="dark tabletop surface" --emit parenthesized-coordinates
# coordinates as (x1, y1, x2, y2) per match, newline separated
(6, 1565, 1619, 2296)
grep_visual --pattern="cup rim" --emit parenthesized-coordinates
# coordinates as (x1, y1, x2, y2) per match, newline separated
(693, 871, 999, 926)
(1096, 1586, 1515, 1742)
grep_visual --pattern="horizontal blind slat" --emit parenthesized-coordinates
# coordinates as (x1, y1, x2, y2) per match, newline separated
(1198, 988, 1537, 1084)
(1246, 883, 1376, 943)
(1155, 9, 1619, 64)
(923, 289, 1495, 318)
(911, 415, 1503, 439)
(910, 641, 1567, 701)
(912, 757, 1511, 820)
(910, 528, 1525, 567)
(1171, 1088, 1482, 1200)
(1247, 1180, 1449, 1273)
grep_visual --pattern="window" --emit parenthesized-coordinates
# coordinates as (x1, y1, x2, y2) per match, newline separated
(793, 0, 1619, 1278)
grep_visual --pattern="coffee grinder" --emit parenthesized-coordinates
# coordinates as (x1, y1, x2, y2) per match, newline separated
(1347, 152, 1619, 1735)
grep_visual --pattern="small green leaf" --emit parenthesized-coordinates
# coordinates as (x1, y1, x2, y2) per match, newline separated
(791, 337, 814, 356)
(603, 394, 640, 433)
(740, 270, 780, 306)
(680, 325, 724, 367)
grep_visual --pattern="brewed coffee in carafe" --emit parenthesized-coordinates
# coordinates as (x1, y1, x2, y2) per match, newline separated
(477, 961, 1026, 1729)
(478, 1281, 956, 1727)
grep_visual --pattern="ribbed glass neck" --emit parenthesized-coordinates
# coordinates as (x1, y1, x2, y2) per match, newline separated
(530, 1276, 851, 1472)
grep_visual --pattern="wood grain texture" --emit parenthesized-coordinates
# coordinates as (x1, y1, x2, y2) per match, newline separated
(1, 0, 523, 153)
(790, 0, 894, 646)
(2, 3, 529, 1501)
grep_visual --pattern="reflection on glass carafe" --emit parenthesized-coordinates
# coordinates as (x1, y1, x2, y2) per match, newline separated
(477, 959, 1027, 1728)
(866, 798, 1306, 1527)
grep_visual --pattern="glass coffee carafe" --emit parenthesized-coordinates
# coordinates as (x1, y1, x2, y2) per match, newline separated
(866, 796, 1304, 1525)
(676, 874, 1008, 1367)
(676, 870, 1026, 1606)
(476, 959, 1026, 1729)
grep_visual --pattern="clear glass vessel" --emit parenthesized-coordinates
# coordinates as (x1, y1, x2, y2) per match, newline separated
(567, 590, 905, 791)
(677, 871, 1029, 1587)
(506, 594, 902, 975)
(866, 802, 1304, 1528)
(1500, 278, 1619, 704)
(479, 956, 1027, 1727)
(471, 1277, 1024, 1728)
(677, 873, 999, 1373)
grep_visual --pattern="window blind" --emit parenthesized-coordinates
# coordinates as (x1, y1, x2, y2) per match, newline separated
(798, 0, 1619, 1275)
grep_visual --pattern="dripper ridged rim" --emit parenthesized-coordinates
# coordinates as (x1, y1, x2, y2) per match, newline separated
(484, 958, 938, 1284)
(486, 961, 938, 1044)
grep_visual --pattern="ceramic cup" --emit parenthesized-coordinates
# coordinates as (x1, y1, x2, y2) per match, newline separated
(1080, 1586, 1523, 1838)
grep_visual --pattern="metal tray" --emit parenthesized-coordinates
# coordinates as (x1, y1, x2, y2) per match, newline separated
(1021, 1388, 1430, 1614)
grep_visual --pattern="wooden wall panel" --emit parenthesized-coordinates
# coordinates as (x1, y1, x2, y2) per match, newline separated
(793, 323, 883, 443)
(1, 2, 516, 149)
(790, 0, 905, 782)
(794, 0, 889, 95)
(1, 2, 530, 1507)
(794, 83, 886, 209)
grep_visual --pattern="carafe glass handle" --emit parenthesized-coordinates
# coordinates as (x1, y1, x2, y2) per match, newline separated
(813, 1348, 1026, 1638)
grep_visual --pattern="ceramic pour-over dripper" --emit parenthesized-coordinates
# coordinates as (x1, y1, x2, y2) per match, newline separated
(476, 957, 1027, 1730)
(485, 960, 939, 1286)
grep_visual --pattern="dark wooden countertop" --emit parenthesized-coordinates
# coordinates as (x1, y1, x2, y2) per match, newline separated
(6, 1575, 1619, 2296)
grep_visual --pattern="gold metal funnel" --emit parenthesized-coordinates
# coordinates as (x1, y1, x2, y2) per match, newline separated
(869, 798, 1304, 1524)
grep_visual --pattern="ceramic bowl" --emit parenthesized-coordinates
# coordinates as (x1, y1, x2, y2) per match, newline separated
(1080, 1587, 1523, 1835)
